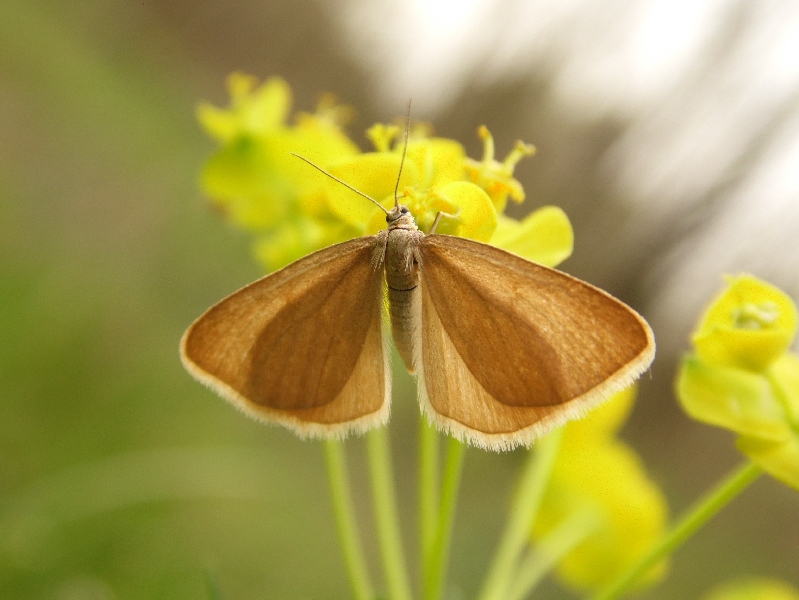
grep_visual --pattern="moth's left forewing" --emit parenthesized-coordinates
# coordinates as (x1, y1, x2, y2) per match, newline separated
(416, 235, 655, 451)
(180, 237, 391, 439)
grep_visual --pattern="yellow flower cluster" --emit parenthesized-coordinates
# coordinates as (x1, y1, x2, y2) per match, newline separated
(197, 74, 573, 272)
(677, 275, 799, 490)
(532, 386, 669, 593)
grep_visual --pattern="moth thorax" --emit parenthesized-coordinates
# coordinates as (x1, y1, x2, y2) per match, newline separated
(385, 228, 422, 282)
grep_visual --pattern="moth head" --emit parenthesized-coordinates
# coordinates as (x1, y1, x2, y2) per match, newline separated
(386, 204, 411, 223)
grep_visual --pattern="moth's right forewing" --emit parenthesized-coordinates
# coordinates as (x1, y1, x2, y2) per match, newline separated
(416, 235, 654, 451)
(180, 236, 390, 438)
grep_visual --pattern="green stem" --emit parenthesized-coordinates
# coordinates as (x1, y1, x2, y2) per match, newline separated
(424, 437, 466, 600)
(477, 428, 564, 600)
(591, 460, 763, 600)
(506, 508, 600, 600)
(367, 428, 413, 600)
(324, 440, 375, 600)
(419, 417, 440, 579)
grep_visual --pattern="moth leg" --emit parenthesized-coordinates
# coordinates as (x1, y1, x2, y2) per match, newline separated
(430, 209, 462, 234)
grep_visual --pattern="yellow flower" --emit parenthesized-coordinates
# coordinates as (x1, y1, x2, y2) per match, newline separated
(692, 275, 798, 371)
(533, 387, 669, 593)
(197, 74, 573, 273)
(197, 74, 361, 269)
(491, 208, 573, 268)
(677, 275, 799, 491)
(197, 73, 291, 142)
(344, 128, 500, 242)
(464, 125, 535, 213)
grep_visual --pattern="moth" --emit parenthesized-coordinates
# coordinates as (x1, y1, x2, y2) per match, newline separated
(181, 136, 655, 452)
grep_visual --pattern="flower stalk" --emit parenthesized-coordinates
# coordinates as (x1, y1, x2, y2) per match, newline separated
(367, 428, 413, 600)
(324, 440, 375, 600)
(506, 507, 601, 600)
(477, 428, 564, 600)
(424, 436, 466, 600)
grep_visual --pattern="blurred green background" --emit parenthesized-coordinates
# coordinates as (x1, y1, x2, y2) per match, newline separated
(2, 1, 798, 598)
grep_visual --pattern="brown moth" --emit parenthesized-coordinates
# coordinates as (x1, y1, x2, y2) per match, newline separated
(181, 132, 655, 451)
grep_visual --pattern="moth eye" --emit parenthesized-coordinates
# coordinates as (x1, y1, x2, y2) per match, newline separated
(401, 207, 410, 214)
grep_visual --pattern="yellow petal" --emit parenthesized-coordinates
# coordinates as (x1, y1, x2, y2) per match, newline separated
(676, 356, 791, 441)
(491, 207, 574, 267)
(241, 76, 292, 133)
(737, 435, 799, 491)
(197, 75, 292, 143)
(252, 217, 359, 272)
(429, 182, 497, 242)
(268, 126, 360, 201)
(693, 275, 798, 372)
(534, 439, 668, 593)
(406, 138, 466, 188)
(201, 136, 271, 199)
(768, 352, 799, 427)
(464, 127, 534, 213)
(325, 153, 419, 226)
(196, 102, 238, 143)
(365, 123, 400, 152)
(562, 385, 638, 444)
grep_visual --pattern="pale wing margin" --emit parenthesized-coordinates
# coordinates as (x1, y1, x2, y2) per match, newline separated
(415, 235, 655, 451)
(180, 236, 391, 439)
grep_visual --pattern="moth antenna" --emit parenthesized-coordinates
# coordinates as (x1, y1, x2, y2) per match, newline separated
(394, 100, 412, 210)
(291, 152, 389, 215)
